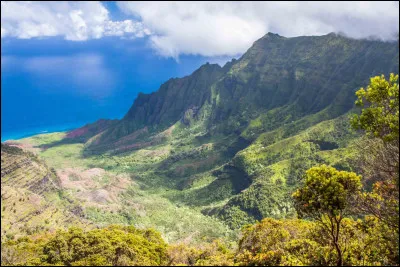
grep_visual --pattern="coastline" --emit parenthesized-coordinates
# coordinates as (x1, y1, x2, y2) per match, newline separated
(1, 122, 87, 143)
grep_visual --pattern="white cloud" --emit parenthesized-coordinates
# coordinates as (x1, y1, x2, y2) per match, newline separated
(1, 1, 149, 40)
(2, 1, 398, 59)
(117, 1, 399, 58)
(104, 20, 150, 38)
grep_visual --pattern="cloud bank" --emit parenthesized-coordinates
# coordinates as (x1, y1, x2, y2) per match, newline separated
(117, 1, 399, 58)
(0, 1, 149, 40)
(2, 1, 399, 58)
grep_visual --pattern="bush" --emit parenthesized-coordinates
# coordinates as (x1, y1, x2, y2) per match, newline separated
(37, 225, 168, 266)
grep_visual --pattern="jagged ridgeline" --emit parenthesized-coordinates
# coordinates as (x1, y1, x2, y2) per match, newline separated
(84, 32, 398, 152)
(8, 33, 398, 232)
(73, 32, 399, 228)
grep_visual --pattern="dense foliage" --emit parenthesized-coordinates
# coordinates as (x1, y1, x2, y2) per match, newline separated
(2, 225, 168, 266)
(1, 31, 399, 266)
(292, 165, 361, 266)
(2, 216, 396, 266)
(351, 73, 399, 142)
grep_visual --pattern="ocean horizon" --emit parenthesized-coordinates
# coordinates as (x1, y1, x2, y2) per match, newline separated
(1, 37, 225, 148)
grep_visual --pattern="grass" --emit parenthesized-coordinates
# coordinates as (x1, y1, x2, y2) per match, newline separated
(5, 107, 362, 240)
(10, 131, 238, 244)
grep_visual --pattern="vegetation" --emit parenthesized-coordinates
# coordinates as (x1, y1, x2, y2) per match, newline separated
(351, 73, 399, 264)
(292, 166, 361, 266)
(2, 225, 168, 266)
(1, 31, 399, 266)
(351, 73, 399, 142)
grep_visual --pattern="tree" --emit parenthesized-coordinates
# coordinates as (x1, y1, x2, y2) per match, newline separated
(351, 73, 399, 143)
(350, 73, 399, 189)
(292, 165, 362, 266)
(167, 240, 234, 266)
(350, 73, 399, 240)
(236, 218, 322, 266)
(349, 72, 400, 264)
(38, 225, 168, 266)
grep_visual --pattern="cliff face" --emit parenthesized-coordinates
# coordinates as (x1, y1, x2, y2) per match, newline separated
(1, 143, 59, 194)
(78, 33, 398, 226)
(124, 63, 226, 127)
(1, 144, 87, 241)
(2, 32, 399, 233)
(88, 63, 227, 148)
(209, 32, 399, 126)
(86, 32, 399, 152)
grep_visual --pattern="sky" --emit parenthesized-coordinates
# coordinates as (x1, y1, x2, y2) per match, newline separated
(1, 1, 399, 141)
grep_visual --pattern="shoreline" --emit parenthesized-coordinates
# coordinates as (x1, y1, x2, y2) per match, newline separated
(1, 123, 86, 143)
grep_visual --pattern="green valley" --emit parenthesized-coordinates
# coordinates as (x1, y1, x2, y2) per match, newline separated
(1, 32, 399, 266)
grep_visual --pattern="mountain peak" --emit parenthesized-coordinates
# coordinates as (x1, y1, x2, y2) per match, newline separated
(89, 33, 399, 152)
(324, 32, 343, 38)
(263, 32, 282, 38)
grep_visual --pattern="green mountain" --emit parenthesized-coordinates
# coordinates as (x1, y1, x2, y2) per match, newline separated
(66, 32, 397, 227)
(3, 32, 399, 238)
(86, 32, 398, 150)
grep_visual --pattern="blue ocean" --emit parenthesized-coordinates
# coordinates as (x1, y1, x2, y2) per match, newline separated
(1, 37, 233, 142)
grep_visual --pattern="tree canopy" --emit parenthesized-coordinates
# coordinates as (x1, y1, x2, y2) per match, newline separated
(351, 73, 399, 142)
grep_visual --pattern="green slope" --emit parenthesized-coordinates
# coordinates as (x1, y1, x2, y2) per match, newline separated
(2, 32, 398, 239)
(1, 144, 91, 242)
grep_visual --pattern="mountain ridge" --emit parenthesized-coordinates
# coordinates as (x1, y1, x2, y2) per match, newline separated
(5, 32, 398, 235)
(79, 32, 398, 155)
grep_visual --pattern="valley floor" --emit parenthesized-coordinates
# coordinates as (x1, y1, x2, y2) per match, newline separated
(3, 132, 237, 245)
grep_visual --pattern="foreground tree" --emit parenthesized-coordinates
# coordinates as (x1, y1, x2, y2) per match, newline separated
(351, 73, 399, 143)
(350, 73, 399, 264)
(292, 165, 362, 266)
(167, 240, 234, 266)
(351, 73, 399, 188)
(351, 73, 399, 190)
(236, 218, 323, 266)
(351, 73, 399, 187)
(26, 225, 168, 266)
